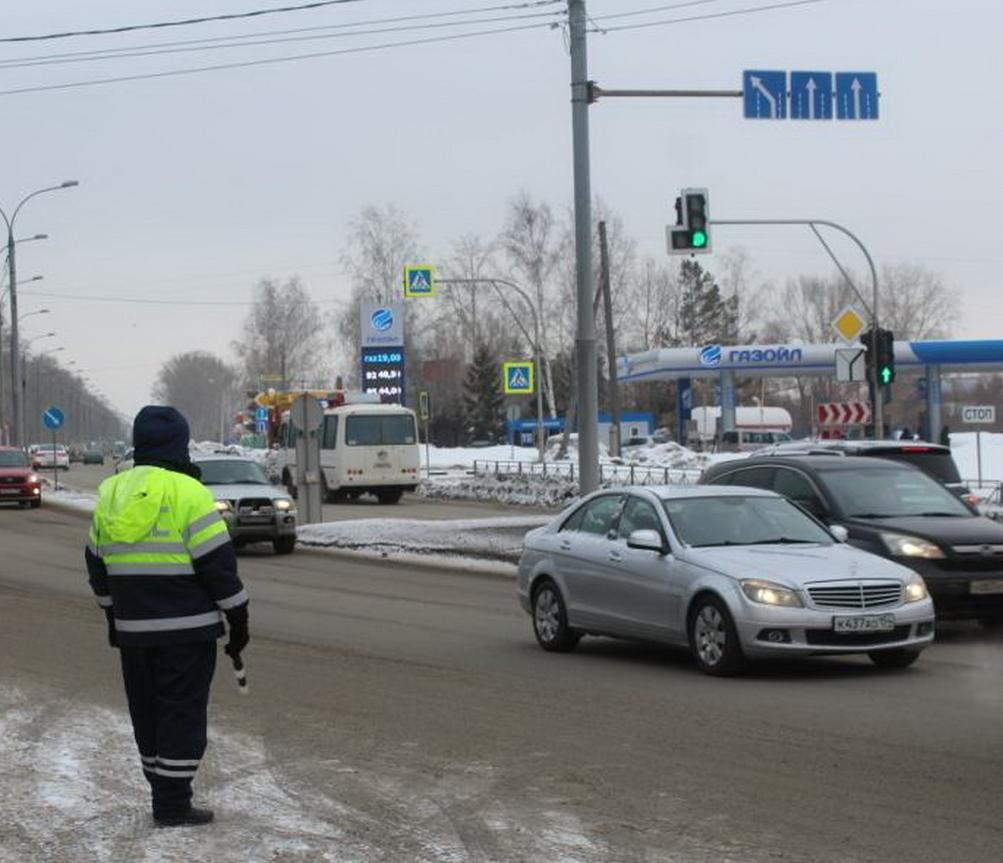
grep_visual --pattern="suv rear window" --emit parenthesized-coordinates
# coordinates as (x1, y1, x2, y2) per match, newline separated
(864, 448, 962, 484)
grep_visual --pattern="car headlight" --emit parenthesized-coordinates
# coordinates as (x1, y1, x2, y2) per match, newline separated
(214, 500, 231, 513)
(902, 572, 929, 603)
(880, 533, 945, 559)
(273, 499, 293, 511)
(28, 474, 39, 483)
(740, 579, 803, 607)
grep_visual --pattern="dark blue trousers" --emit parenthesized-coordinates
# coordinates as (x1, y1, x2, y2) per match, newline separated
(119, 641, 217, 816)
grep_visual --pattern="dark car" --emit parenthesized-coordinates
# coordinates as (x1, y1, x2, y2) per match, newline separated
(82, 449, 105, 465)
(700, 455, 1003, 625)
(0, 447, 42, 508)
(761, 440, 976, 506)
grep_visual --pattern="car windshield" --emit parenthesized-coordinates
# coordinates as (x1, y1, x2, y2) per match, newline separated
(820, 466, 972, 518)
(197, 460, 269, 485)
(0, 451, 28, 467)
(662, 495, 833, 548)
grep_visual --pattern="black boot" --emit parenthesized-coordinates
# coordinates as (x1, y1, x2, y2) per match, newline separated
(153, 806, 215, 828)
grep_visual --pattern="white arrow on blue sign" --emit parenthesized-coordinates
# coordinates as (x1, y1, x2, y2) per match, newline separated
(835, 72, 879, 120)
(790, 71, 833, 120)
(42, 406, 65, 430)
(742, 70, 787, 119)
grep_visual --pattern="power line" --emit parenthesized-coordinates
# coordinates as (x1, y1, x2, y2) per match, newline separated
(592, 0, 830, 31)
(0, 8, 565, 71)
(0, 0, 370, 44)
(0, 1, 564, 68)
(0, 19, 562, 97)
(591, 0, 726, 22)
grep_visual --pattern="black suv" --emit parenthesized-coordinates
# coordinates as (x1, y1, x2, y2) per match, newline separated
(760, 440, 976, 506)
(700, 455, 1003, 624)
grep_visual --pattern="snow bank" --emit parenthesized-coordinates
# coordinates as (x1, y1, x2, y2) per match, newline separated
(418, 473, 578, 509)
(297, 515, 549, 568)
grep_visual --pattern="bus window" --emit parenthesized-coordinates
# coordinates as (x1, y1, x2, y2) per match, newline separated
(322, 415, 338, 449)
(345, 414, 417, 446)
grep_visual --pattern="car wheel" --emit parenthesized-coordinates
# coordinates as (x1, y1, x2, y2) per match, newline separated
(283, 472, 297, 500)
(273, 536, 296, 555)
(688, 596, 747, 676)
(531, 579, 580, 652)
(868, 648, 922, 668)
(978, 614, 1003, 630)
(376, 488, 403, 505)
(30, 499, 41, 509)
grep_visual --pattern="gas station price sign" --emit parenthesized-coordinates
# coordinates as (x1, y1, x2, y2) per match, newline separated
(361, 347, 405, 403)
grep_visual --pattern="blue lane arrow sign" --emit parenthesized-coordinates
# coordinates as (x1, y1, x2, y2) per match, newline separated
(42, 406, 65, 430)
(790, 71, 833, 120)
(836, 72, 879, 119)
(742, 70, 787, 119)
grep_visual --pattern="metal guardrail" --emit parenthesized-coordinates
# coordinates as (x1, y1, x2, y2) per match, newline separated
(472, 459, 698, 487)
(963, 479, 1003, 507)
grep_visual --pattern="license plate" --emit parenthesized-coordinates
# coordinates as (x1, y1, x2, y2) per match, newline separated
(970, 580, 1003, 595)
(239, 516, 272, 525)
(833, 614, 895, 633)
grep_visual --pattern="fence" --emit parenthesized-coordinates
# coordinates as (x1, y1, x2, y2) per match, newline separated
(472, 459, 699, 487)
(963, 479, 1003, 508)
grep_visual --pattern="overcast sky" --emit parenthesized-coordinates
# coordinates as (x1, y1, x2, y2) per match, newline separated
(2, 0, 1000, 419)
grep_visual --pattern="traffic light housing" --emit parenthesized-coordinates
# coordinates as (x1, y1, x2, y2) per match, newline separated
(667, 188, 711, 255)
(862, 328, 895, 386)
(876, 328, 895, 385)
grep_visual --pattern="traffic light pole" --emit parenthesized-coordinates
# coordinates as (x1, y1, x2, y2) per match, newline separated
(710, 218, 884, 440)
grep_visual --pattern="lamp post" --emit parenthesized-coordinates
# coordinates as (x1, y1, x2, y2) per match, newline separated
(1, 236, 46, 442)
(1, 180, 78, 445)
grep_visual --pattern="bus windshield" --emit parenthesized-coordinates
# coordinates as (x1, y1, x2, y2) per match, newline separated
(345, 414, 416, 446)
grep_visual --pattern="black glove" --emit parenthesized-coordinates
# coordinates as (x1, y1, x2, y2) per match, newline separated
(104, 608, 118, 648)
(224, 606, 249, 658)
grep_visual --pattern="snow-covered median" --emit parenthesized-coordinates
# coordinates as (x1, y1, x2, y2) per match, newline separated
(297, 515, 549, 572)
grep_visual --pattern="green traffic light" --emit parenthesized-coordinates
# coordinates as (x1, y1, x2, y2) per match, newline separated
(880, 366, 893, 385)
(691, 230, 707, 248)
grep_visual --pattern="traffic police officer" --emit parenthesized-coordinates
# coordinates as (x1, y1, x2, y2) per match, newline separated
(85, 405, 249, 827)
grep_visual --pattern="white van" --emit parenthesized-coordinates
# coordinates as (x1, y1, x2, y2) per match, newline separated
(279, 402, 420, 504)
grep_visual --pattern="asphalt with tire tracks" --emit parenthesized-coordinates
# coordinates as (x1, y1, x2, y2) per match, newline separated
(1, 502, 1002, 862)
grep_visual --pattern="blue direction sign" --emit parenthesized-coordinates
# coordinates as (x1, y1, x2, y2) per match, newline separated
(42, 406, 64, 430)
(836, 72, 879, 120)
(790, 71, 833, 120)
(742, 70, 787, 119)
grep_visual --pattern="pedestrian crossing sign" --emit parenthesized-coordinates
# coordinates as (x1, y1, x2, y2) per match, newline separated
(404, 265, 437, 298)
(503, 361, 534, 395)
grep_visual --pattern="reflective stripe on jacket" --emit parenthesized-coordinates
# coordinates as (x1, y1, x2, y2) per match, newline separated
(86, 465, 246, 647)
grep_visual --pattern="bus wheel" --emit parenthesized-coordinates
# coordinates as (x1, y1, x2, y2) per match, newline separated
(377, 488, 403, 505)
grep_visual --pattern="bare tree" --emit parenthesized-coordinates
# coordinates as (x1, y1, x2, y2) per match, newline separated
(879, 263, 960, 339)
(337, 205, 422, 387)
(499, 192, 562, 417)
(152, 351, 238, 441)
(232, 277, 326, 390)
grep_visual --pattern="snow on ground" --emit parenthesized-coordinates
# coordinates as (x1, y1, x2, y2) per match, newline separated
(297, 515, 550, 569)
(0, 682, 612, 863)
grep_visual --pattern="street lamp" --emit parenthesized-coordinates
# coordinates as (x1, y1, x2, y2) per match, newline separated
(1, 180, 79, 445)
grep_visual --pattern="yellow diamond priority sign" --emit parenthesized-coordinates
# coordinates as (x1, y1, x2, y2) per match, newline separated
(831, 305, 867, 344)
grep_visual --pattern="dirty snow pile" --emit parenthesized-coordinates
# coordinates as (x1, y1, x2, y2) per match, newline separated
(297, 515, 550, 567)
(191, 441, 282, 481)
(418, 472, 578, 509)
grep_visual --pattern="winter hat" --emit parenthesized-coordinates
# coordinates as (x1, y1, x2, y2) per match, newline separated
(132, 405, 191, 468)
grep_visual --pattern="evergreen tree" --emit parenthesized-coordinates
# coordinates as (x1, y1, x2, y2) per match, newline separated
(677, 259, 740, 346)
(462, 343, 505, 442)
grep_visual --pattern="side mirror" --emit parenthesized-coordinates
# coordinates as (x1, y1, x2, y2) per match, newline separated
(627, 529, 665, 553)
(829, 524, 849, 543)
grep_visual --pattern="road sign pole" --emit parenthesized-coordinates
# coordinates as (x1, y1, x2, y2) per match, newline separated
(52, 427, 58, 491)
(569, 0, 599, 492)
(977, 430, 983, 487)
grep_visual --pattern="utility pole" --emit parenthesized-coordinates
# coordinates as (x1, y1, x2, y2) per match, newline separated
(569, 0, 599, 493)
(598, 221, 622, 458)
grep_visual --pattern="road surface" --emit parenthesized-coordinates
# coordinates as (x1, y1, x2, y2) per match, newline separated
(1, 504, 1002, 862)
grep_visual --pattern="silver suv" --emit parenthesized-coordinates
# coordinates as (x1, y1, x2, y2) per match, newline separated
(193, 455, 297, 554)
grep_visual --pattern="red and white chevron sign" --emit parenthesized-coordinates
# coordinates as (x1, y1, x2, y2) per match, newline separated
(817, 401, 872, 426)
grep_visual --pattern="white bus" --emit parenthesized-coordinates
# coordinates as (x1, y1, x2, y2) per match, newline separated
(279, 402, 420, 504)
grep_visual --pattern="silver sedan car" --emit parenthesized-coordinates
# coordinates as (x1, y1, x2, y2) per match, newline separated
(518, 486, 935, 675)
